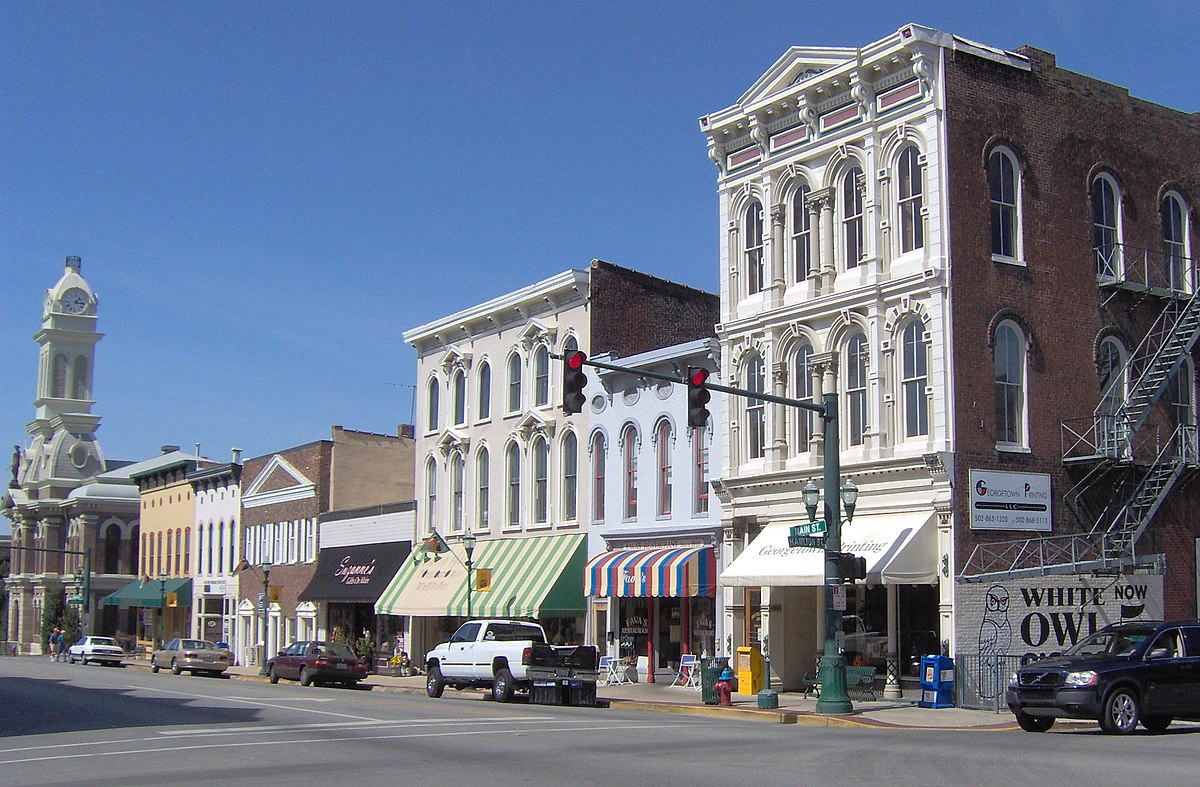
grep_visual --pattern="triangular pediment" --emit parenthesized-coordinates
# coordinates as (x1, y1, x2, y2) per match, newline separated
(518, 318, 557, 350)
(243, 455, 316, 508)
(439, 347, 472, 376)
(514, 410, 555, 440)
(435, 428, 470, 456)
(737, 46, 856, 108)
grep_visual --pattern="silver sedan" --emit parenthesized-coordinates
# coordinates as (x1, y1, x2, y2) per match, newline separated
(150, 638, 230, 676)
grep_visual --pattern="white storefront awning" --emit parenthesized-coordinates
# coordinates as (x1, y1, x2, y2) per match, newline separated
(720, 511, 937, 587)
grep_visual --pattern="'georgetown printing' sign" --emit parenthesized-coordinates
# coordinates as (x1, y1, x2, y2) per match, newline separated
(969, 469, 1051, 532)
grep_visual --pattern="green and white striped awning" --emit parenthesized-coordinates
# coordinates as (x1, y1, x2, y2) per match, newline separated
(375, 533, 586, 619)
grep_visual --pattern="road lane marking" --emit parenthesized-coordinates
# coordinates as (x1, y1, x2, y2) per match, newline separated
(224, 696, 337, 702)
(0, 723, 697, 765)
(124, 684, 381, 721)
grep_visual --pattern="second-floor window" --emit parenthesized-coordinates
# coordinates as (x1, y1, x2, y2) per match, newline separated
(693, 428, 709, 515)
(425, 458, 437, 532)
(995, 321, 1027, 448)
(656, 420, 672, 516)
(476, 448, 490, 530)
(562, 432, 578, 521)
(847, 333, 869, 446)
(592, 433, 606, 522)
(506, 443, 521, 528)
(795, 343, 813, 454)
(532, 437, 549, 524)
(623, 425, 638, 519)
(746, 354, 766, 459)
(902, 321, 929, 437)
(450, 453, 464, 532)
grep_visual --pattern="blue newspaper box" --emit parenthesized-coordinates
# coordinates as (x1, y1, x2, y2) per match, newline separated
(919, 655, 954, 709)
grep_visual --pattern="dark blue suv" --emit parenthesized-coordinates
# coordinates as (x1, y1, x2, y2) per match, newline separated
(1006, 620, 1200, 734)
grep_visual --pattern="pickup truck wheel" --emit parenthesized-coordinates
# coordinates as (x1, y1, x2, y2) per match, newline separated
(1142, 715, 1172, 732)
(492, 668, 514, 703)
(300, 667, 314, 687)
(426, 664, 445, 698)
(1014, 711, 1054, 732)
(1101, 687, 1140, 734)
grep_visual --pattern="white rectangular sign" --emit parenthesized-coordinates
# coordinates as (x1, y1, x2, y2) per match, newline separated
(969, 469, 1052, 531)
(832, 585, 847, 611)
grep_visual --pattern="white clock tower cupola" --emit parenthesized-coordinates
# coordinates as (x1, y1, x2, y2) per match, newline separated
(19, 256, 106, 488)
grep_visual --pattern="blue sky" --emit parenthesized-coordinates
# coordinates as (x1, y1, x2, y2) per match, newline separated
(2, 1, 1196, 489)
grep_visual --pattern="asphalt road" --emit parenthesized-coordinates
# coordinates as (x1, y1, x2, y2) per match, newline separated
(2, 657, 1198, 786)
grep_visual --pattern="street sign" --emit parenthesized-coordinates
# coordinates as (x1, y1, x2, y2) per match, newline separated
(789, 519, 827, 537)
(788, 535, 826, 549)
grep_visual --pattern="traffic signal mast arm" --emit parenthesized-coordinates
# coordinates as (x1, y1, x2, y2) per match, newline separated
(554, 353, 827, 416)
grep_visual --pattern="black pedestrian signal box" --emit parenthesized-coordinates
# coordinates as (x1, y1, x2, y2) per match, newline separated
(837, 552, 867, 583)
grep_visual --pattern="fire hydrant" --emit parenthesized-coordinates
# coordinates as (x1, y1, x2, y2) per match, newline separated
(716, 666, 733, 706)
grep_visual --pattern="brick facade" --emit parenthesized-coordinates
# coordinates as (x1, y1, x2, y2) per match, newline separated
(589, 260, 720, 358)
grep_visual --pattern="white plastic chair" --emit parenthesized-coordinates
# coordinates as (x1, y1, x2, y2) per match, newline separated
(599, 655, 627, 686)
(671, 654, 700, 689)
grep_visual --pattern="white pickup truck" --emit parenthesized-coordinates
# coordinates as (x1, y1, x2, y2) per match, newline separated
(424, 619, 599, 704)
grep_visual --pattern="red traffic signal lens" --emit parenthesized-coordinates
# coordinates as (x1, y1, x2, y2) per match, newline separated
(690, 368, 710, 386)
(567, 351, 587, 370)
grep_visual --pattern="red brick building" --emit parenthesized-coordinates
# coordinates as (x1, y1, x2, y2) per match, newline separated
(704, 25, 1199, 699)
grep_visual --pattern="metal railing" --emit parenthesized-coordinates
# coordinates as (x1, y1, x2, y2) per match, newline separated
(1096, 243, 1195, 295)
(955, 653, 1024, 712)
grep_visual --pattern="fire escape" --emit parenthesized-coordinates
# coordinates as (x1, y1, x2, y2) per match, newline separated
(961, 245, 1199, 581)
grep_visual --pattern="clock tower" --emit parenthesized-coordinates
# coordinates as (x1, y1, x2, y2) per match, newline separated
(19, 255, 106, 490)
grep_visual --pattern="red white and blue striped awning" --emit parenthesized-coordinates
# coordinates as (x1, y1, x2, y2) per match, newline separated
(585, 546, 716, 598)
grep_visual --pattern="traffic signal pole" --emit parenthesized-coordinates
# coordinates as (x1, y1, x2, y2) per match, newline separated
(556, 352, 855, 713)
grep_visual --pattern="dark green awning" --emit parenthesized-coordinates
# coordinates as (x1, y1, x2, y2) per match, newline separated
(102, 577, 193, 609)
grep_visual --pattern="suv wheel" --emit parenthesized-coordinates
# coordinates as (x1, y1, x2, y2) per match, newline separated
(1101, 687, 1141, 734)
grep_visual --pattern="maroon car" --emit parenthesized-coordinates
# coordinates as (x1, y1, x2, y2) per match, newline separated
(266, 640, 368, 687)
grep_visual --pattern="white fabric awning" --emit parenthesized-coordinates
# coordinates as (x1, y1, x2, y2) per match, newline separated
(720, 511, 937, 587)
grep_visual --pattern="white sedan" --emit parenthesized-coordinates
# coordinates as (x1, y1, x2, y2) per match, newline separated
(67, 636, 126, 666)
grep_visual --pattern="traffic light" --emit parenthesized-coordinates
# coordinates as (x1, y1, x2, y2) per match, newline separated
(837, 552, 867, 583)
(562, 351, 588, 414)
(687, 367, 711, 428)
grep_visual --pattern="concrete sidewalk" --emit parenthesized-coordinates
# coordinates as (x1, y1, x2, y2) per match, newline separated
(123, 658, 1017, 730)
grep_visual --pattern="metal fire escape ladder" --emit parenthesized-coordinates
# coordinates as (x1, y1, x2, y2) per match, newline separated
(961, 282, 1200, 582)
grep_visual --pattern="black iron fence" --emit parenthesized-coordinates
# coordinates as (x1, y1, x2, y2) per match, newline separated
(955, 653, 1024, 712)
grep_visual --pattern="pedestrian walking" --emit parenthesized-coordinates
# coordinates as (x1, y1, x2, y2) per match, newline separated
(48, 628, 59, 660)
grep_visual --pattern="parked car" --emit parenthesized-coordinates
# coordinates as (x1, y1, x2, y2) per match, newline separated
(1007, 619, 1200, 734)
(424, 619, 599, 704)
(843, 614, 887, 663)
(266, 640, 368, 687)
(67, 636, 125, 666)
(150, 638, 231, 676)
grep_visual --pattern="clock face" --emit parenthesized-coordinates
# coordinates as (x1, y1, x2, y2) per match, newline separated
(62, 289, 88, 314)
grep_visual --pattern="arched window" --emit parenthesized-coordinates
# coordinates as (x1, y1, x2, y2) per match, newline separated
(1098, 337, 1127, 455)
(52, 354, 68, 398)
(592, 433, 606, 522)
(561, 432, 578, 521)
(989, 146, 1021, 260)
(449, 452, 464, 532)
(847, 333, 869, 446)
(182, 527, 189, 574)
(204, 523, 212, 575)
(532, 436, 549, 524)
(656, 420, 673, 516)
(505, 443, 521, 528)
(622, 425, 639, 519)
(1166, 358, 1195, 458)
(477, 361, 492, 421)
(507, 354, 522, 413)
(1163, 193, 1189, 292)
(534, 345, 550, 407)
(1092, 174, 1121, 279)
(995, 321, 1027, 448)
(791, 184, 812, 282)
(746, 355, 766, 459)
(452, 370, 467, 425)
(794, 344, 814, 454)
(166, 530, 174, 576)
(476, 448, 490, 530)
(693, 427, 710, 515)
(72, 357, 89, 400)
(424, 457, 438, 532)
(226, 520, 235, 572)
(898, 146, 924, 253)
(426, 377, 440, 433)
(902, 321, 929, 437)
(744, 201, 765, 295)
(842, 168, 864, 268)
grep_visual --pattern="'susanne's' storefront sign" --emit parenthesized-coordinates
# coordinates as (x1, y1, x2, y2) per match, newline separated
(335, 556, 376, 586)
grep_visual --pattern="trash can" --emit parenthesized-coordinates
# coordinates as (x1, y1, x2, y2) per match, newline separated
(919, 654, 954, 708)
(736, 646, 765, 695)
(700, 657, 730, 705)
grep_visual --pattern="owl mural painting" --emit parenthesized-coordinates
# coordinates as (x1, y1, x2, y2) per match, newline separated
(977, 585, 1012, 699)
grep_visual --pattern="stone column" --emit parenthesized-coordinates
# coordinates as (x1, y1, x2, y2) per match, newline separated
(807, 198, 821, 286)
(810, 353, 837, 458)
(770, 358, 788, 469)
(769, 203, 786, 306)
(884, 583, 902, 698)
(815, 189, 836, 290)
(727, 222, 740, 309)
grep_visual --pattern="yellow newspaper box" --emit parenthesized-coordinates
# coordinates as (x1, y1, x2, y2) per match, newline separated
(736, 646, 765, 694)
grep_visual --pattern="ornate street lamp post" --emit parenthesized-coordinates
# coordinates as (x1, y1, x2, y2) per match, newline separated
(462, 531, 476, 621)
(158, 576, 167, 648)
